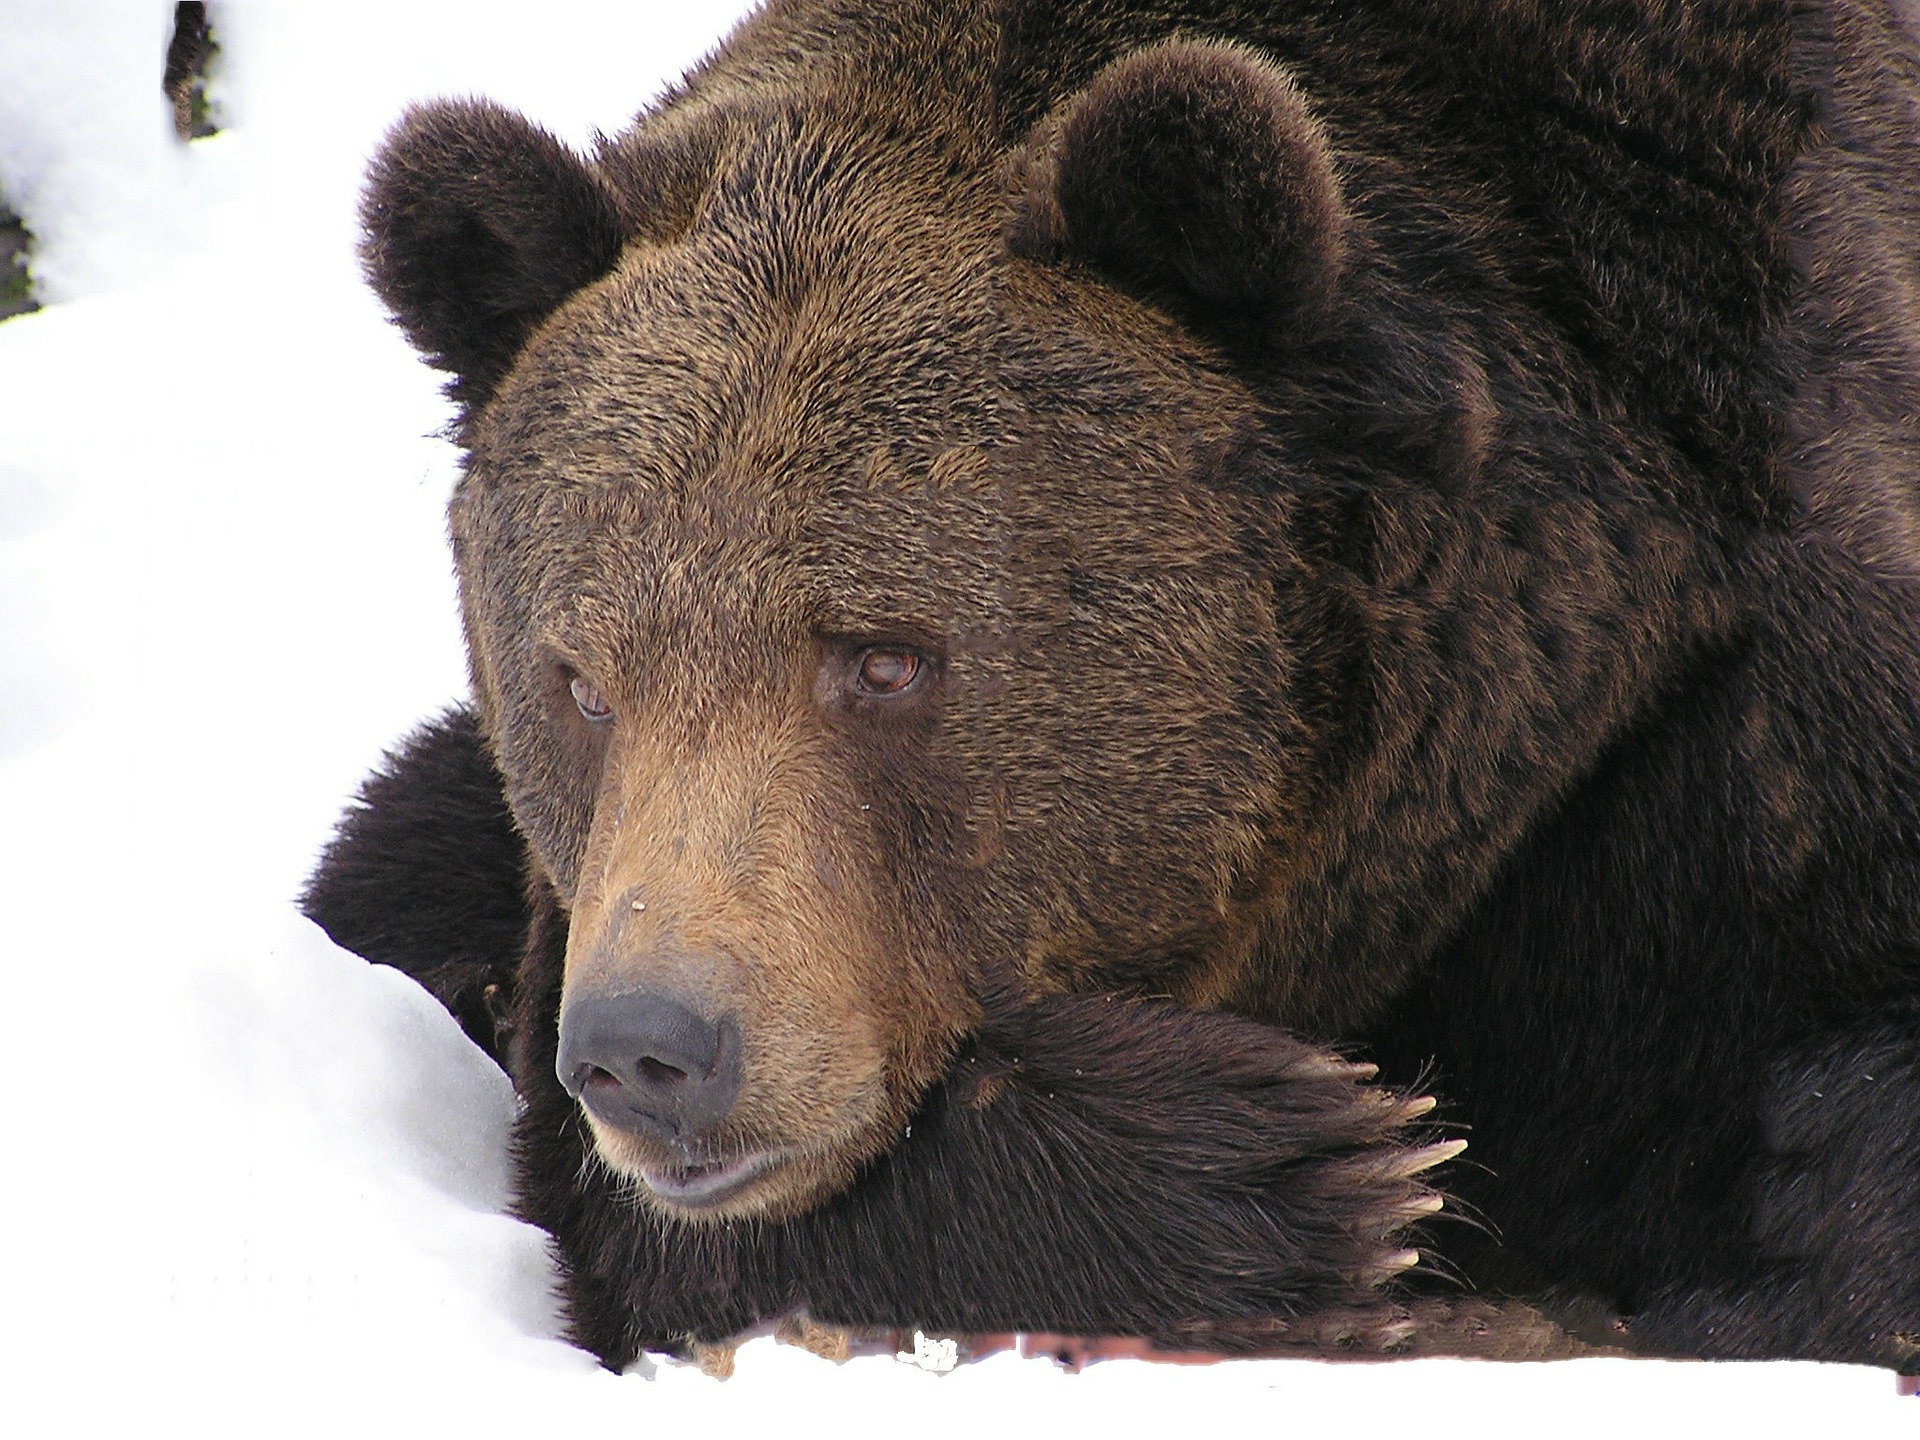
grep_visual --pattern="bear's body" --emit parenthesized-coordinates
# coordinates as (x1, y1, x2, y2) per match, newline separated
(309, 0, 1920, 1368)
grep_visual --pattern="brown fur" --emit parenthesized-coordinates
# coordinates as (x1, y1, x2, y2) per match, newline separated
(336, 0, 1920, 1366)
(508, 877, 1464, 1363)
(415, 0, 1747, 1208)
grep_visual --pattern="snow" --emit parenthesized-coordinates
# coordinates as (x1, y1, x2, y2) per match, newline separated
(0, 3, 1910, 1434)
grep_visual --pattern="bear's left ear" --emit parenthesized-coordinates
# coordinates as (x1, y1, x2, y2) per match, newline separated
(360, 99, 627, 410)
(1006, 39, 1350, 349)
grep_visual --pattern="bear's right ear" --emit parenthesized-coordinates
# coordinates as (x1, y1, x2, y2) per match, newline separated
(361, 99, 627, 410)
(1005, 40, 1349, 352)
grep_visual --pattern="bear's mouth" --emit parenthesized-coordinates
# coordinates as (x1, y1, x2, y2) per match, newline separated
(638, 1148, 788, 1210)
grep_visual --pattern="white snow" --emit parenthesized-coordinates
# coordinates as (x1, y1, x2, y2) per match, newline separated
(0, 4, 1911, 1435)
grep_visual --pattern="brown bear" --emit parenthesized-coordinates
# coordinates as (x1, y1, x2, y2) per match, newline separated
(307, 0, 1920, 1371)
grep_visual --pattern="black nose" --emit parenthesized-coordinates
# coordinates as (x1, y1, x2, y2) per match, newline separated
(556, 992, 742, 1142)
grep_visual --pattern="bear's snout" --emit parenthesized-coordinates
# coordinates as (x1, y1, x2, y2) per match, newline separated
(557, 989, 743, 1146)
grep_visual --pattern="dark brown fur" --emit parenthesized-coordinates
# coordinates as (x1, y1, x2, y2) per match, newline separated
(511, 879, 1462, 1364)
(318, 0, 1920, 1369)
(302, 710, 527, 1062)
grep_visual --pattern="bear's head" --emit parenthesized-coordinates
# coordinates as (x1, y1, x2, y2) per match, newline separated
(359, 35, 1512, 1221)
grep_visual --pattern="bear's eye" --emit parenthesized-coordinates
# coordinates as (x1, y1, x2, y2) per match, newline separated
(569, 675, 614, 721)
(855, 647, 924, 696)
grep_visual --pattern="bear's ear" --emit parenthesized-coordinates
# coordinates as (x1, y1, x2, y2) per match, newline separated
(360, 99, 627, 410)
(1006, 39, 1349, 349)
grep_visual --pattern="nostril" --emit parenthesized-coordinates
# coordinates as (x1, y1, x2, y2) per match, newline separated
(638, 1056, 688, 1087)
(567, 1063, 623, 1096)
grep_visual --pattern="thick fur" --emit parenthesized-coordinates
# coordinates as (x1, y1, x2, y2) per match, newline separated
(359, 99, 626, 411)
(301, 710, 527, 1064)
(317, 0, 1920, 1371)
(1003, 39, 1350, 347)
(507, 878, 1455, 1367)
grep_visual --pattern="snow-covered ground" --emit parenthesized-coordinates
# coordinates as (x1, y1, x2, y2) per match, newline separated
(0, 5, 1911, 1434)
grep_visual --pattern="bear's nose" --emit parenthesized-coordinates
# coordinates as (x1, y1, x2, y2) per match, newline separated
(556, 992, 742, 1142)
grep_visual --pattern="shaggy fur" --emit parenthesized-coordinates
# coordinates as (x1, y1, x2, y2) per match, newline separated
(1004, 39, 1351, 347)
(302, 709, 527, 1063)
(314, 0, 1920, 1371)
(360, 100, 627, 410)
(511, 877, 1460, 1366)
